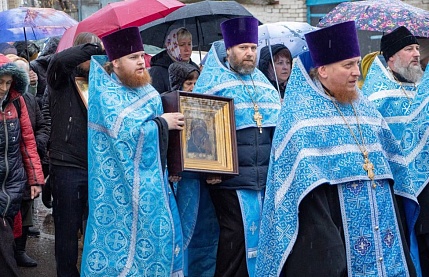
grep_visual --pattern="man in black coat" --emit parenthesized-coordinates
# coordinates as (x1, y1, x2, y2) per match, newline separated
(46, 34, 103, 277)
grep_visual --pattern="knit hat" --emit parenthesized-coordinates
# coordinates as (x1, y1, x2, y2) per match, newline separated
(221, 17, 258, 49)
(305, 21, 360, 67)
(380, 26, 418, 62)
(168, 62, 200, 91)
(102, 27, 144, 61)
(0, 43, 17, 55)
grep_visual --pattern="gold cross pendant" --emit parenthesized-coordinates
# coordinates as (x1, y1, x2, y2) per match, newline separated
(253, 104, 263, 133)
(362, 151, 375, 180)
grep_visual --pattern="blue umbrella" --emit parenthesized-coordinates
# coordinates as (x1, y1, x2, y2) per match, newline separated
(0, 7, 77, 43)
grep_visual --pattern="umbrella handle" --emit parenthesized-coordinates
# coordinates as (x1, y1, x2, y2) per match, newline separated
(23, 28, 30, 62)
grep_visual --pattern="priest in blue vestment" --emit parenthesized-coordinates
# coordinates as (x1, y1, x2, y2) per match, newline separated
(362, 26, 423, 144)
(179, 17, 281, 277)
(256, 21, 419, 277)
(362, 26, 427, 277)
(400, 67, 429, 277)
(81, 27, 186, 276)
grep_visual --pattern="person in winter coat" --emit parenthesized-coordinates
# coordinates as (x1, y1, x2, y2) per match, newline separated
(258, 44, 292, 99)
(8, 54, 50, 267)
(46, 32, 103, 277)
(0, 54, 44, 276)
(30, 36, 60, 108)
(149, 27, 199, 93)
(30, 37, 59, 209)
(168, 61, 200, 92)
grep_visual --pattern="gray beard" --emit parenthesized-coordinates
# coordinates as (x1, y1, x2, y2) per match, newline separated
(393, 59, 424, 83)
(228, 55, 256, 75)
(234, 65, 255, 75)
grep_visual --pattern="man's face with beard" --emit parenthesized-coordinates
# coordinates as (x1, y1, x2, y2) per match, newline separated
(318, 57, 361, 104)
(112, 51, 151, 88)
(389, 44, 423, 83)
(227, 43, 257, 75)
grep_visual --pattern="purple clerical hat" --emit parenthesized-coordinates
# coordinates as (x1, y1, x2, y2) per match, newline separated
(102, 27, 144, 61)
(304, 21, 360, 67)
(221, 17, 258, 49)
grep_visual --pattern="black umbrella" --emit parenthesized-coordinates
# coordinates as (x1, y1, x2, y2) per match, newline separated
(139, 0, 259, 52)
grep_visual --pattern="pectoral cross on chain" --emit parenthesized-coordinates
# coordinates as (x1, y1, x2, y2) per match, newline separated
(362, 151, 375, 180)
(253, 104, 263, 133)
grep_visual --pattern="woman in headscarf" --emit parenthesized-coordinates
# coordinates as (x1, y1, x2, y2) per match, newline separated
(258, 44, 292, 99)
(149, 28, 199, 93)
(168, 61, 200, 92)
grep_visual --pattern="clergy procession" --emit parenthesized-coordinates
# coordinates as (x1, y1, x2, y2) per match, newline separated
(1, 0, 429, 276)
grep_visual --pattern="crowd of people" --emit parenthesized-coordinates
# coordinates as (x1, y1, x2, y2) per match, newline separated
(0, 13, 428, 277)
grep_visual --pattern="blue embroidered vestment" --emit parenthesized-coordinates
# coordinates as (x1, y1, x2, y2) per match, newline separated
(256, 53, 419, 277)
(362, 56, 418, 143)
(178, 41, 280, 277)
(81, 55, 184, 276)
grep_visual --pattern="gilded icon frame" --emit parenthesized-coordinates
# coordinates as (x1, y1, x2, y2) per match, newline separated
(161, 91, 238, 176)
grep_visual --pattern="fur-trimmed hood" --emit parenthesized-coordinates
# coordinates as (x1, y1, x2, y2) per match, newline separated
(0, 61, 29, 96)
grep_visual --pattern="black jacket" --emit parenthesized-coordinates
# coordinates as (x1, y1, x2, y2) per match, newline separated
(149, 50, 199, 93)
(214, 126, 275, 190)
(46, 43, 103, 169)
(22, 92, 49, 200)
(30, 55, 52, 108)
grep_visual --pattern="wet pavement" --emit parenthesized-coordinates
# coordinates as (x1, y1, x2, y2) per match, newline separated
(19, 196, 84, 277)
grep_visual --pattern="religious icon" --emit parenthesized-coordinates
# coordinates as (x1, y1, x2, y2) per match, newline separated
(186, 118, 215, 158)
(161, 91, 238, 176)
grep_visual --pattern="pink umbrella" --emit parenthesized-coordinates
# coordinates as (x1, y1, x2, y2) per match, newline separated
(57, 0, 184, 52)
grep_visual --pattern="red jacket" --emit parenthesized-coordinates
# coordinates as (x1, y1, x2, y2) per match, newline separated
(0, 62, 44, 219)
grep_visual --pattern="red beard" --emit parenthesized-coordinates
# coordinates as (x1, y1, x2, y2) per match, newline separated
(118, 68, 152, 88)
(332, 88, 358, 104)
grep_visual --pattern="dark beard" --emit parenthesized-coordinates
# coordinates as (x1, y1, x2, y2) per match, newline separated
(119, 69, 152, 88)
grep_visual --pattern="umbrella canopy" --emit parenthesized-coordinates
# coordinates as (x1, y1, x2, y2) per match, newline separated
(56, 0, 184, 52)
(78, 0, 183, 37)
(258, 22, 318, 58)
(139, 0, 258, 51)
(318, 0, 429, 38)
(0, 7, 77, 43)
